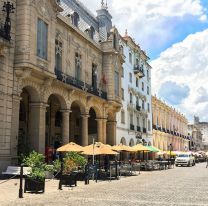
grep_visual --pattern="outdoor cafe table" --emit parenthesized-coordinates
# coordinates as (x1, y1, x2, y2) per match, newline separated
(156, 160, 169, 170)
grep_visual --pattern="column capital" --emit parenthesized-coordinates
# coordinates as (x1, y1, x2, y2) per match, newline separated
(30, 102, 48, 109)
(81, 114, 90, 118)
(60, 109, 72, 114)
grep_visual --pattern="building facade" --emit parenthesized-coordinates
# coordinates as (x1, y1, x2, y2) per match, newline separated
(190, 116, 208, 150)
(116, 31, 152, 147)
(188, 124, 203, 151)
(0, 0, 124, 171)
(152, 96, 189, 151)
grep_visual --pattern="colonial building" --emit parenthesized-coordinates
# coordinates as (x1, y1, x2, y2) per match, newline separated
(188, 123, 203, 151)
(152, 96, 189, 151)
(189, 116, 208, 150)
(116, 31, 152, 147)
(0, 0, 124, 171)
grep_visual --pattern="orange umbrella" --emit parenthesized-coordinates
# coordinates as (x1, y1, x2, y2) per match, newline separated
(82, 142, 118, 155)
(57, 142, 84, 152)
(112, 144, 135, 152)
(132, 144, 150, 152)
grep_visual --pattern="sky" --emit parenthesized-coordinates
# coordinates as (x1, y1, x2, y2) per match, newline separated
(78, 0, 208, 122)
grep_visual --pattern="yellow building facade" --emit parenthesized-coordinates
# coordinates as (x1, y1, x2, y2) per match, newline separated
(152, 96, 189, 151)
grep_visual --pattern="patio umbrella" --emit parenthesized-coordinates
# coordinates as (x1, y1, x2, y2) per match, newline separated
(57, 142, 84, 152)
(82, 142, 118, 156)
(132, 144, 150, 152)
(146, 146, 160, 152)
(112, 144, 135, 152)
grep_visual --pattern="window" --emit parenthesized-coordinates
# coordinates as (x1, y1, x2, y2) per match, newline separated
(121, 67, 124, 77)
(114, 71, 119, 96)
(129, 72, 132, 83)
(142, 82, 144, 91)
(130, 114, 133, 124)
(121, 88, 124, 100)
(148, 120, 151, 131)
(130, 93, 133, 103)
(142, 100, 145, 109)
(121, 110, 125, 123)
(37, 19, 48, 60)
(147, 86, 149, 95)
(89, 26, 95, 39)
(147, 69, 149, 80)
(136, 77, 139, 87)
(136, 58, 139, 65)
(55, 39, 62, 71)
(92, 63, 97, 89)
(136, 96, 139, 105)
(143, 118, 146, 128)
(129, 52, 132, 64)
(75, 52, 82, 80)
(147, 103, 150, 112)
(113, 34, 117, 49)
(72, 12, 79, 27)
(137, 117, 140, 126)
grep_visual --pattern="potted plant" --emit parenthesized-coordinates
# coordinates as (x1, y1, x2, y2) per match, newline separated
(61, 152, 87, 186)
(23, 151, 59, 193)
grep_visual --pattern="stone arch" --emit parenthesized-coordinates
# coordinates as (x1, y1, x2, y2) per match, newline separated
(129, 138, 135, 146)
(70, 99, 86, 114)
(21, 81, 41, 102)
(120, 137, 127, 145)
(88, 105, 102, 119)
(44, 87, 68, 110)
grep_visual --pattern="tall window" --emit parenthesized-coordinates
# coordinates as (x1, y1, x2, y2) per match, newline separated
(55, 39, 62, 71)
(130, 113, 133, 124)
(121, 110, 125, 123)
(136, 77, 138, 87)
(121, 88, 124, 100)
(75, 52, 82, 80)
(130, 93, 133, 103)
(142, 100, 145, 109)
(147, 86, 149, 95)
(142, 82, 144, 91)
(129, 72, 132, 83)
(137, 117, 140, 126)
(136, 96, 139, 105)
(143, 118, 146, 128)
(129, 52, 132, 64)
(147, 103, 150, 112)
(37, 19, 48, 60)
(136, 58, 139, 65)
(114, 71, 119, 96)
(148, 120, 151, 131)
(147, 69, 149, 80)
(89, 26, 95, 39)
(121, 67, 124, 77)
(72, 12, 79, 27)
(92, 63, 97, 89)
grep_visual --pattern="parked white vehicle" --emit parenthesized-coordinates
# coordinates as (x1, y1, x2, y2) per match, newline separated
(175, 153, 195, 167)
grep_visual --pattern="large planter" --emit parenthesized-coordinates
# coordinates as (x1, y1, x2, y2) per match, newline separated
(24, 178, 45, 193)
(61, 172, 77, 187)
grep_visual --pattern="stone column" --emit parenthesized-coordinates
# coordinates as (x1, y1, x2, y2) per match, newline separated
(61, 110, 71, 145)
(96, 119, 103, 143)
(81, 114, 89, 146)
(10, 95, 21, 163)
(106, 121, 117, 145)
(30, 102, 47, 154)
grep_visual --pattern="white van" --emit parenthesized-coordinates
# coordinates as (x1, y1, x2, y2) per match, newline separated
(175, 153, 195, 167)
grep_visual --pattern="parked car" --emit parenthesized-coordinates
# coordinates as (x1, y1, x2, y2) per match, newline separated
(175, 153, 195, 167)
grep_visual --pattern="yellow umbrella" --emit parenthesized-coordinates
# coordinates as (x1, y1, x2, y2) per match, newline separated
(82, 142, 118, 155)
(132, 144, 150, 152)
(112, 144, 135, 152)
(57, 142, 84, 152)
(165, 151, 177, 156)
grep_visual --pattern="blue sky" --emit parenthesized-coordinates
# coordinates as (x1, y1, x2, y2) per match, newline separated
(79, 0, 208, 122)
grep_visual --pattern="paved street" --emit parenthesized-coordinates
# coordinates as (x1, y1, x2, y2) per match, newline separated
(1, 163, 208, 206)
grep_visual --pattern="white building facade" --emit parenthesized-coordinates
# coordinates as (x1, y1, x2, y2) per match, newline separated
(116, 32, 152, 146)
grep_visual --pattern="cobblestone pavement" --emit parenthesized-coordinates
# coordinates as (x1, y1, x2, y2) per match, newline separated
(1, 163, 208, 206)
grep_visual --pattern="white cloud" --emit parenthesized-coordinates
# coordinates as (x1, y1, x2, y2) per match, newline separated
(77, 0, 207, 53)
(151, 29, 208, 122)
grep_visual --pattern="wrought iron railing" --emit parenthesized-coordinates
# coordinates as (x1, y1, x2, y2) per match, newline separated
(55, 69, 107, 99)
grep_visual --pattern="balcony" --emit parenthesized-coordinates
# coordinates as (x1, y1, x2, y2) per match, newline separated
(143, 128, 147, 133)
(137, 126, 141, 132)
(130, 124, 135, 130)
(134, 65, 145, 78)
(55, 69, 107, 99)
(136, 104, 141, 111)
